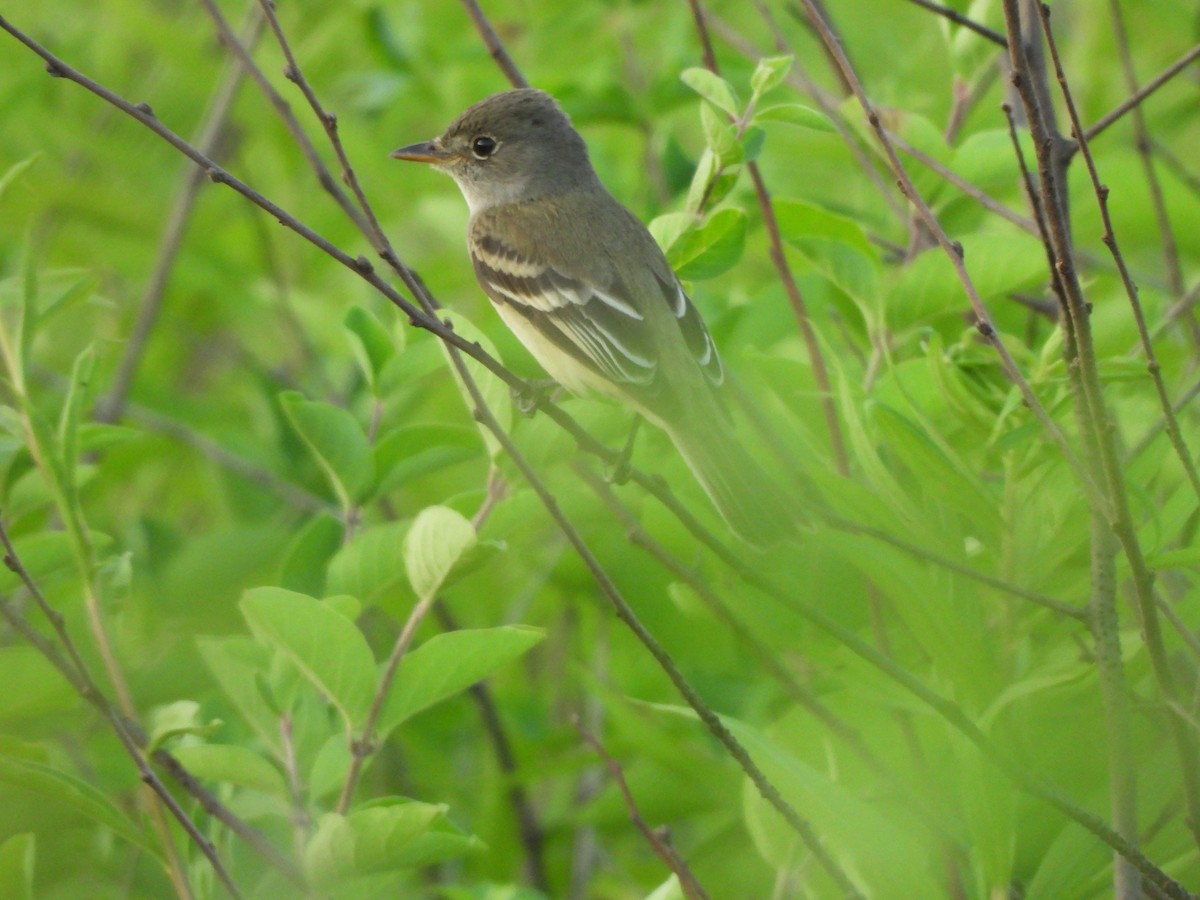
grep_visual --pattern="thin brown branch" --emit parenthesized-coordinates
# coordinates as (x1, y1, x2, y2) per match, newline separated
(1083, 42, 1200, 143)
(458, 0, 530, 89)
(900, 0, 1008, 47)
(1103, 2, 1188, 307)
(888, 129, 1040, 235)
(573, 716, 712, 900)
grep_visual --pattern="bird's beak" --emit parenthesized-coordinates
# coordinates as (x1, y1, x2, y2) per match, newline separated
(390, 141, 453, 163)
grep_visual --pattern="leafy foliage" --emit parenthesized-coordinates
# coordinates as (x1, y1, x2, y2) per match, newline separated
(0, 0, 1198, 897)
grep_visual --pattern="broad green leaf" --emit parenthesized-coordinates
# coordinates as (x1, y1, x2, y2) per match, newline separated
(653, 704, 936, 896)
(680, 67, 738, 116)
(305, 800, 479, 887)
(750, 55, 793, 99)
(240, 587, 377, 731)
(0, 755, 156, 858)
(280, 392, 374, 506)
(196, 635, 281, 753)
(377, 626, 544, 737)
(373, 424, 482, 494)
(438, 311, 511, 459)
(403, 505, 476, 598)
(280, 512, 344, 596)
(648, 212, 692, 255)
(146, 700, 222, 753)
(1146, 546, 1200, 569)
(667, 208, 747, 281)
(753, 103, 835, 132)
(774, 199, 875, 256)
(327, 519, 414, 616)
(170, 744, 289, 798)
(0, 833, 34, 900)
(344, 305, 397, 391)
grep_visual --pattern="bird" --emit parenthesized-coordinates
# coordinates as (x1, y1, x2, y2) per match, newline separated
(392, 88, 794, 546)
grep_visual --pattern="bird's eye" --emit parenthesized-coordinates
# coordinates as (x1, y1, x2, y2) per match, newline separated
(471, 135, 498, 159)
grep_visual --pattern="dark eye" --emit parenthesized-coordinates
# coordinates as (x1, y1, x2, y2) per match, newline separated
(471, 135, 497, 159)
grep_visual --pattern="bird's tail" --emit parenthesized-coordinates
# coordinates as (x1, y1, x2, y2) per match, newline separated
(664, 414, 800, 548)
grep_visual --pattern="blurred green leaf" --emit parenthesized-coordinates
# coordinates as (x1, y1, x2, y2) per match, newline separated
(0, 755, 157, 858)
(753, 103, 835, 132)
(280, 392, 375, 506)
(680, 67, 738, 116)
(666, 208, 747, 280)
(240, 587, 377, 731)
(750, 55, 793, 100)
(171, 744, 289, 798)
(377, 626, 544, 736)
(345, 305, 397, 391)
(0, 833, 34, 900)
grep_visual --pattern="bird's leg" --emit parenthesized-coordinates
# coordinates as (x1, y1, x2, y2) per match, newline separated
(607, 415, 642, 485)
(512, 378, 560, 416)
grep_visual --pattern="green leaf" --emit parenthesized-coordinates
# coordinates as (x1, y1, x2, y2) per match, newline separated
(0, 157, 39, 204)
(774, 198, 875, 256)
(240, 587, 377, 731)
(196, 636, 281, 754)
(680, 67, 738, 116)
(280, 512, 344, 596)
(685, 147, 719, 215)
(403, 505, 477, 598)
(0, 755, 157, 858)
(438, 312, 511, 459)
(0, 833, 34, 900)
(305, 801, 480, 887)
(373, 424, 482, 494)
(750, 54, 793, 99)
(170, 744, 289, 798)
(666, 208, 747, 280)
(377, 626, 544, 737)
(146, 700, 221, 752)
(345, 306, 397, 391)
(700, 102, 739, 165)
(280, 392, 374, 507)
(754, 102, 835, 132)
(57, 343, 95, 507)
(327, 519, 414, 616)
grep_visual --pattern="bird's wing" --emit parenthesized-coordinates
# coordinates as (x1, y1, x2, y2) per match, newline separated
(470, 228, 724, 393)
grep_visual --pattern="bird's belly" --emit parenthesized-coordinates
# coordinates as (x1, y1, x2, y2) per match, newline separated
(490, 299, 621, 401)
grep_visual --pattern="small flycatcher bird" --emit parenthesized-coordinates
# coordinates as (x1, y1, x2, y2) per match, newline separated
(392, 88, 791, 545)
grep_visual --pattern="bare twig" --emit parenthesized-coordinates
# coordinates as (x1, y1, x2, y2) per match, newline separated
(1103, 2, 1189, 314)
(459, 0, 530, 88)
(1083, 42, 1200, 143)
(573, 716, 712, 900)
(888, 129, 1040, 235)
(900, 0, 1008, 47)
